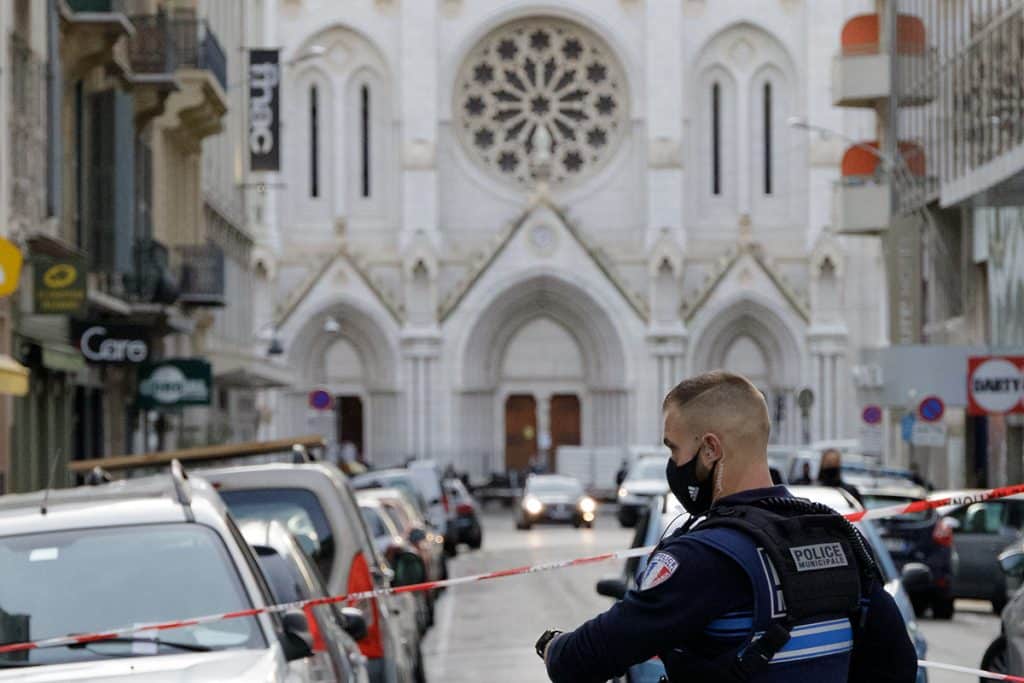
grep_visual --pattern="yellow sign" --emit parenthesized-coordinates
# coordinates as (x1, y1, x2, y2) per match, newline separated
(42, 263, 77, 289)
(34, 255, 87, 314)
(0, 238, 23, 298)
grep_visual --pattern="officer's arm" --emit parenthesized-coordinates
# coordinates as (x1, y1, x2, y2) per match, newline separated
(544, 539, 750, 683)
(848, 579, 919, 683)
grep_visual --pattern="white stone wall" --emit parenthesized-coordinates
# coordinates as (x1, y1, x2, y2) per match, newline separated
(254, 0, 888, 468)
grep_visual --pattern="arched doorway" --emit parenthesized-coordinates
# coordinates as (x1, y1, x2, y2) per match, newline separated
(690, 297, 804, 445)
(457, 274, 629, 479)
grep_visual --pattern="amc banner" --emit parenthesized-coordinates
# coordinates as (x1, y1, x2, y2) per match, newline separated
(249, 49, 280, 172)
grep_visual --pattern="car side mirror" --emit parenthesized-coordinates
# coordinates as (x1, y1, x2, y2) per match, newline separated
(339, 606, 368, 641)
(280, 609, 314, 661)
(409, 528, 427, 545)
(943, 516, 961, 532)
(392, 550, 427, 587)
(900, 562, 933, 594)
(999, 549, 1024, 578)
(596, 578, 628, 600)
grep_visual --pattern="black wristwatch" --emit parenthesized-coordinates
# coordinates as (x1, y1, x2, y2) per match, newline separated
(535, 629, 563, 660)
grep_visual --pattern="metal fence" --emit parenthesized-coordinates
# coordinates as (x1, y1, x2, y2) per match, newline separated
(127, 12, 228, 90)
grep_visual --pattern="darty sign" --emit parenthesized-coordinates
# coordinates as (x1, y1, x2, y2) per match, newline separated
(968, 356, 1024, 416)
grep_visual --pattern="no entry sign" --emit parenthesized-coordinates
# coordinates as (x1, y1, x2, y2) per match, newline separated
(918, 396, 945, 422)
(968, 356, 1024, 416)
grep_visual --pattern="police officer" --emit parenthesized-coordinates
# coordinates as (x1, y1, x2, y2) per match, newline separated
(536, 371, 918, 683)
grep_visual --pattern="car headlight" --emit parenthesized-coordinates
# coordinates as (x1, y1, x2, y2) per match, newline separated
(617, 486, 628, 498)
(524, 496, 544, 515)
(579, 497, 597, 513)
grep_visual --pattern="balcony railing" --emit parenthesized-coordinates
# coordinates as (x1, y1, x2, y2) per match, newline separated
(174, 243, 226, 307)
(9, 35, 47, 230)
(127, 12, 227, 90)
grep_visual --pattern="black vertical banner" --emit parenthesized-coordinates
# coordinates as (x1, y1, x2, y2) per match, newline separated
(249, 49, 280, 171)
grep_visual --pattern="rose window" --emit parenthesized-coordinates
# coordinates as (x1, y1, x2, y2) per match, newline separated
(454, 18, 629, 188)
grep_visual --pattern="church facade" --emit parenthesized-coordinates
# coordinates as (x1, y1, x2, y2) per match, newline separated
(246, 0, 884, 478)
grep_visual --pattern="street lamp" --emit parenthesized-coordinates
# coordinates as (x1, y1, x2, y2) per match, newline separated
(787, 116, 897, 170)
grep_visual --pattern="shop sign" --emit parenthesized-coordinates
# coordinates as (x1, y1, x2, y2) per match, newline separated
(34, 256, 87, 314)
(249, 49, 280, 172)
(138, 359, 212, 409)
(0, 238, 23, 297)
(71, 322, 151, 364)
(968, 356, 1024, 416)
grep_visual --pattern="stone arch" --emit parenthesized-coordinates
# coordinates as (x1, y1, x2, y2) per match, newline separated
(689, 294, 805, 443)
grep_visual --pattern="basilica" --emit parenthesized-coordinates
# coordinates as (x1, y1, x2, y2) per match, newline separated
(248, 0, 884, 479)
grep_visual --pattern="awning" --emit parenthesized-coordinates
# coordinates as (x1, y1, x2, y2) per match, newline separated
(41, 343, 85, 373)
(207, 347, 294, 389)
(0, 354, 29, 396)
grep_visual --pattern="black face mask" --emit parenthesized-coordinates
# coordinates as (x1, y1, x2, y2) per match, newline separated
(666, 453, 716, 516)
(819, 466, 842, 485)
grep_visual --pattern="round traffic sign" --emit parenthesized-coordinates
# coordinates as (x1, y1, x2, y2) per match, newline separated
(918, 395, 945, 422)
(308, 389, 333, 411)
(862, 405, 883, 425)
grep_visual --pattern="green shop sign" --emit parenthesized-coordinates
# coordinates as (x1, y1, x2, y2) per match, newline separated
(34, 256, 87, 315)
(137, 359, 212, 409)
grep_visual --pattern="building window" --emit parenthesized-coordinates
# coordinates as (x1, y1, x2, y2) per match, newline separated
(310, 85, 319, 198)
(712, 82, 721, 196)
(454, 17, 629, 188)
(763, 82, 773, 195)
(360, 84, 370, 198)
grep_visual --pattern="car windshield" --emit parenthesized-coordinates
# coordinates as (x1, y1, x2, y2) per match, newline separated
(219, 488, 336, 583)
(353, 475, 428, 513)
(862, 494, 931, 522)
(527, 478, 581, 495)
(0, 524, 263, 666)
(253, 547, 312, 604)
(628, 458, 665, 481)
(360, 506, 390, 538)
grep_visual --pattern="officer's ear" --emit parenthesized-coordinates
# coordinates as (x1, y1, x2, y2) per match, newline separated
(702, 434, 724, 464)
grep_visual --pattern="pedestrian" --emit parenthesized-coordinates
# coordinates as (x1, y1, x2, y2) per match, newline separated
(615, 458, 629, 487)
(536, 370, 917, 683)
(817, 448, 864, 504)
(792, 461, 813, 485)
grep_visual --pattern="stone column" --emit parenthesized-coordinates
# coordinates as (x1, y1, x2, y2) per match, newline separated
(402, 329, 441, 460)
(808, 326, 848, 443)
(648, 332, 687, 439)
(399, 0, 439, 250)
(644, 0, 684, 248)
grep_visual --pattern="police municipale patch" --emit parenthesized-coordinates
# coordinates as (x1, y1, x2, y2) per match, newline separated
(639, 552, 679, 590)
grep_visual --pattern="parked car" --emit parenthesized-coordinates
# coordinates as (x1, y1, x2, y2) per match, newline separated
(0, 465, 325, 682)
(444, 477, 483, 549)
(860, 487, 955, 618)
(357, 498, 434, 636)
(201, 462, 426, 683)
(516, 474, 597, 530)
(596, 487, 929, 683)
(978, 542, 1024, 677)
(241, 519, 371, 682)
(352, 468, 454, 556)
(405, 460, 456, 555)
(616, 455, 669, 528)
(942, 495, 1024, 614)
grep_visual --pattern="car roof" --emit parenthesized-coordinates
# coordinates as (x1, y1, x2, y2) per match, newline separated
(860, 486, 928, 500)
(788, 485, 864, 513)
(0, 472, 229, 536)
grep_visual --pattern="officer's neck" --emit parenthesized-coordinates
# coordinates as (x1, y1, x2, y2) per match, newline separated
(712, 461, 775, 503)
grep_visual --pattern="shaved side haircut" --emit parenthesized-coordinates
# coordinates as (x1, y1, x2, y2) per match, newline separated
(663, 370, 771, 449)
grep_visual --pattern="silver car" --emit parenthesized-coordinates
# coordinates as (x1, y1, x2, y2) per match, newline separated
(0, 466, 323, 681)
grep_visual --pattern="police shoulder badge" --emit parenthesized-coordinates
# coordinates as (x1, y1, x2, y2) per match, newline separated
(639, 552, 679, 591)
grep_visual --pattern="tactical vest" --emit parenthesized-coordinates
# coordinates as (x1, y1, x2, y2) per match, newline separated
(661, 497, 879, 683)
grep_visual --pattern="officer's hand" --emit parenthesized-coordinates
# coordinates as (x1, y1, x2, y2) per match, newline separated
(535, 629, 563, 663)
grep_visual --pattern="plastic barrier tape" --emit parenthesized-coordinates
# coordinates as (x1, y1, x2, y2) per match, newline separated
(2, 481, 1023, 672)
(919, 660, 1024, 682)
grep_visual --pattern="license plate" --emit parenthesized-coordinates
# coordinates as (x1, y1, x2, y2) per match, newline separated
(550, 506, 572, 520)
(884, 537, 909, 554)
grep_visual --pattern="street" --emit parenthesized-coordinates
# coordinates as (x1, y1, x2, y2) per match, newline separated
(425, 509, 1004, 682)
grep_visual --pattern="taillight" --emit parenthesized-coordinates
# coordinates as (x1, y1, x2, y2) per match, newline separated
(933, 518, 954, 548)
(456, 503, 473, 515)
(302, 605, 328, 653)
(347, 552, 385, 658)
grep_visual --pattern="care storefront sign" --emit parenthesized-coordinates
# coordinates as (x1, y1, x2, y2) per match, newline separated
(138, 359, 212, 410)
(71, 322, 150, 364)
(968, 356, 1024, 416)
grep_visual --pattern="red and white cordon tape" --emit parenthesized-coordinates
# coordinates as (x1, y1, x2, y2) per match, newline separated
(2, 481, 1024, 680)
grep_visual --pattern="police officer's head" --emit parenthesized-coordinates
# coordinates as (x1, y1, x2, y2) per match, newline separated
(662, 371, 772, 508)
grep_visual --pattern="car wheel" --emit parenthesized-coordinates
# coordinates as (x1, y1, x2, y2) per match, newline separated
(469, 531, 482, 550)
(981, 635, 1009, 679)
(910, 593, 929, 618)
(932, 595, 955, 620)
(584, 521, 594, 529)
(517, 520, 531, 530)
(992, 595, 1008, 616)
